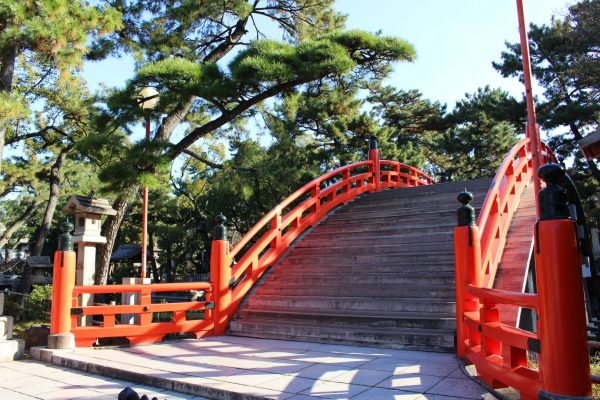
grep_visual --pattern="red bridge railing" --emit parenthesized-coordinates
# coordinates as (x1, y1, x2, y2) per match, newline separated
(210, 139, 434, 334)
(455, 139, 592, 399)
(476, 137, 554, 287)
(49, 137, 434, 346)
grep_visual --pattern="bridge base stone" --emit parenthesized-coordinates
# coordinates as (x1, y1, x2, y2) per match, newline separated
(48, 333, 75, 349)
(0, 338, 24, 361)
(539, 391, 592, 400)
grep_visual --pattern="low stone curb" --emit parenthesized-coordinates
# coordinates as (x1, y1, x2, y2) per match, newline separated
(31, 347, 271, 400)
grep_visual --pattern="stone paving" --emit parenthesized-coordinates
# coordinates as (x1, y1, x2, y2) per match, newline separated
(0, 359, 208, 400)
(29, 336, 496, 400)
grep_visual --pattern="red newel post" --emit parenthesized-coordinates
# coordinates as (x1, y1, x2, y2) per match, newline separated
(535, 164, 591, 399)
(210, 214, 231, 335)
(49, 220, 76, 349)
(368, 135, 381, 192)
(454, 190, 482, 357)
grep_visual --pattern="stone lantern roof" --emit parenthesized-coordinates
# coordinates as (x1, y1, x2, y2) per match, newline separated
(61, 195, 117, 216)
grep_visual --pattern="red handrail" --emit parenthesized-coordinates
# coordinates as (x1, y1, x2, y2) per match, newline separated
(477, 137, 555, 287)
(70, 281, 214, 347)
(59, 144, 434, 347)
(225, 159, 434, 319)
(453, 139, 592, 399)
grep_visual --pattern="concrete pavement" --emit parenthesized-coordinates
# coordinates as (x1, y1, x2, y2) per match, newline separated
(29, 336, 497, 399)
(0, 359, 209, 400)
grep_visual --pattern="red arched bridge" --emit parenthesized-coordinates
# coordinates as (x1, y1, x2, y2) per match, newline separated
(48, 134, 599, 399)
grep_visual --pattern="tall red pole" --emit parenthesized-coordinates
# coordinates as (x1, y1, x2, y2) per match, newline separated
(516, 0, 542, 217)
(140, 115, 150, 279)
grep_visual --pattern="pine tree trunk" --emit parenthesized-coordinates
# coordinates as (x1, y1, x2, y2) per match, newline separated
(29, 146, 72, 256)
(20, 146, 71, 295)
(95, 186, 139, 285)
(149, 231, 160, 282)
(0, 200, 41, 249)
(0, 45, 16, 173)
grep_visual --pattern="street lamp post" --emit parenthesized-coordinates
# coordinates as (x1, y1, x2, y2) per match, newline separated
(137, 87, 159, 280)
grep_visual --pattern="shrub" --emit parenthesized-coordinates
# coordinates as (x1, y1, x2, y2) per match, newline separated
(25, 285, 52, 321)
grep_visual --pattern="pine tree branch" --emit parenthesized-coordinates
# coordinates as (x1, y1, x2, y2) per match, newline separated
(168, 76, 312, 159)
(178, 147, 255, 172)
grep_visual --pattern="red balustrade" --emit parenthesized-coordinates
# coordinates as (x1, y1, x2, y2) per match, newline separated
(52, 142, 433, 347)
(455, 140, 592, 399)
(220, 154, 434, 324)
(477, 138, 554, 287)
(69, 281, 214, 347)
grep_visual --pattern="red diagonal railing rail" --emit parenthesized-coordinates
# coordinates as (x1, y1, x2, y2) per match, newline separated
(52, 138, 434, 346)
(455, 139, 593, 399)
(222, 155, 434, 324)
(476, 137, 555, 287)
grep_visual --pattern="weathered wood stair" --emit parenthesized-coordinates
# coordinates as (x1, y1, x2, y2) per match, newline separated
(229, 179, 492, 352)
(493, 182, 536, 327)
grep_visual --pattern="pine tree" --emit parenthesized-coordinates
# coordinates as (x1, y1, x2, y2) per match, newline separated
(0, 0, 121, 172)
(89, 1, 418, 283)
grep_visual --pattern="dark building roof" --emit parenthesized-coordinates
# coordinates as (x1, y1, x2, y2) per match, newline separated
(26, 256, 52, 269)
(110, 245, 154, 262)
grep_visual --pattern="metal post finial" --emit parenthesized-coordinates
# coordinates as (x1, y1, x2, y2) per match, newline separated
(369, 135, 378, 150)
(538, 163, 569, 220)
(457, 190, 475, 226)
(58, 220, 74, 251)
(214, 214, 227, 241)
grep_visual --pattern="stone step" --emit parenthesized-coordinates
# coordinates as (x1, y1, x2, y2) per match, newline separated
(288, 241, 454, 255)
(228, 320, 456, 352)
(231, 178, 494, 352)
(266, 272, 455, 285)
(297, 231, 454, 247)
(254, 283, 456, 299)
(309, 222, 456, 236)
(280, 252, 454, 264)
(245, 295, 457, 313)
(237, 308, 456, 330)
(350, 179, 491, 201)
(322, 209, 458, 225)
(274, 263, 456, 275)
(332, 200, 485, 216)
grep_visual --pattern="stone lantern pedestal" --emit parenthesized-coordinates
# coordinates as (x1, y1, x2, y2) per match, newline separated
(62, 196, 116, 326)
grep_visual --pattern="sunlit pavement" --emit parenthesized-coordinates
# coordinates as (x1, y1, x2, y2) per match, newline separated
(0, 359, 207, 400)
(28, 336, 498, 399)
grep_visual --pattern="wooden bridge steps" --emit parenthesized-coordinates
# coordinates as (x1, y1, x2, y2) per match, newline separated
(228, 179, 492, 352)
(493, 183, 536, 327)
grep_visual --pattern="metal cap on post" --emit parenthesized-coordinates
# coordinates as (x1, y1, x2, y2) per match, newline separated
(369, 134, 378, 150)
(538, 163, 569, 221)
(58, 220, 74, 252)
(214, 214, 227, 241)
(457, 190, 475, 227)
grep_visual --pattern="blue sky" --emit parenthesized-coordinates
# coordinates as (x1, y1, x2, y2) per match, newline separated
(335, 0, 571, 107)
(84, 0, 572, 110)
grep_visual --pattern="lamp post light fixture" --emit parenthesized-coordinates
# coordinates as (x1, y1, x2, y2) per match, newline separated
(137, 87, 159, 280)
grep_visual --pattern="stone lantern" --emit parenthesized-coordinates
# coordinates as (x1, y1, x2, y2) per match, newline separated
(62, 195, 116, 325)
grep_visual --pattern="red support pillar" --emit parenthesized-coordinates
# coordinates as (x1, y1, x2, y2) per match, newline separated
(454, 191, 482, 357)
(535, 164, 591, 399)
(368, 135, 381, 192)
(210, 214, 231, 336)
(49, 221, 76, 349)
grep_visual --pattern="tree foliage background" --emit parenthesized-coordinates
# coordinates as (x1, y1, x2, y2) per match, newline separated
(1, 0, 598, 287)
